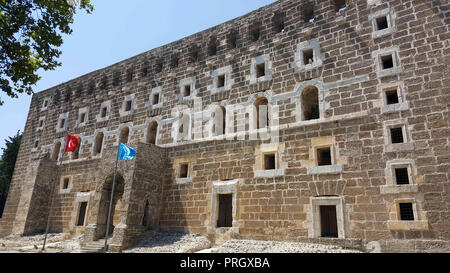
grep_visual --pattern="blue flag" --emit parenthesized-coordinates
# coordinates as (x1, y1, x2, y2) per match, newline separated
(118, 143, 136, 160)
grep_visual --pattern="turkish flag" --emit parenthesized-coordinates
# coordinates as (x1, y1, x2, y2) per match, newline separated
(64, 134, 80, 153)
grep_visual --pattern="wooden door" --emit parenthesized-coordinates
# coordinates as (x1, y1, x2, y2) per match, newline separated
(320, 205, 338, 238)
(217, 194, 233, 227)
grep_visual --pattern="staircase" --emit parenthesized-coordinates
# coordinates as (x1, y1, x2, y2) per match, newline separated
(77, 239, 108, 253)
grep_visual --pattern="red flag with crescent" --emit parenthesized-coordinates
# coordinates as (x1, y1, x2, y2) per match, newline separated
(64, 134, 80, 153)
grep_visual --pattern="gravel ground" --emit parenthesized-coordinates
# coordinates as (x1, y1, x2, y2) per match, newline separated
(198, 239, 362, 253)
(123, 231, 211, 253)
(0, 233, 82, 253)
(0, 231, 361, 253)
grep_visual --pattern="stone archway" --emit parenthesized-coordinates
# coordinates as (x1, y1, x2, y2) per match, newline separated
(84, 172, 126, 242)
(98, 173, 125, 239)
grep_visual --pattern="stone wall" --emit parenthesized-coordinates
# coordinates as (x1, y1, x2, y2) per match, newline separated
(0, 0, 449, 252)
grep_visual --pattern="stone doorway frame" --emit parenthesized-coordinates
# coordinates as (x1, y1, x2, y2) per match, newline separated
(207, 179, 242, 233)
(310, 196, 346, 239)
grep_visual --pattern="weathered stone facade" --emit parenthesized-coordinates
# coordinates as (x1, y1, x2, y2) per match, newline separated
(0, 0, 449, 253)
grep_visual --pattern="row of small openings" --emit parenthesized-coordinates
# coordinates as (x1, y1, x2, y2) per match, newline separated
(48, 2, 349, 102)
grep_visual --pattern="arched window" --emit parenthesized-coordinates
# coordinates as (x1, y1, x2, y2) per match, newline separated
(254, 97, 269, 129)
(213, 106, 226, 136)
(119, 127, 129, 144)
(72, 137, 81, 160)
(147, 121, 158, 144)
(52, 142, 61, 161)
(94, 132, 104, 155)
(301, 86, 319, 121)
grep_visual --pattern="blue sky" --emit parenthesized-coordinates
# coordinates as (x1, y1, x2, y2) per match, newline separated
(0, 0, 277, 150)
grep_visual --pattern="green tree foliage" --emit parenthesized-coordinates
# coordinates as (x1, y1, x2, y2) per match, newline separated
(0, 0, 93, 105)
(0, 131, 22, 217)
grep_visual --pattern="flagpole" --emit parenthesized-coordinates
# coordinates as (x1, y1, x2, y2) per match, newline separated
(104, 143, 120, 253)
(42, 135, 67, 251)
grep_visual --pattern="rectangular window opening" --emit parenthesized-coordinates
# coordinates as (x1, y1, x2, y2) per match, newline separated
(390, 127, 404, 144)
(304, 6, 315, 22)
(376, 16, 389, 30)
(256, 63, 266, 78)
(60, 119, 65, 129)
(80, 113, 86, 123)
(39, 120, 44, 127)
(153, 93, 160, 104)
(101, 107, 107, 118)
(63, 178, 70, 189)
(399, 203, 414, 221)
(179, 163, 189, 178)
(184, 85, 191, 97)
(217, 75, 225, 88)
(264, 153, 276, 170)
(125, 100, 132, 112)
(303, 49, 314, 65)
(395, 168, 409, 185)
(217, 194, 233, 228)
(381, 54, 394, 69)
(76, 202, 88, 226)
(385, 89, 399, 105)
(317, 147, 332, 166)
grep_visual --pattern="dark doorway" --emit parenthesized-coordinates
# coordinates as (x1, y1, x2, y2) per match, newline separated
(77, 202, 88, 226)
(217, 194, 233, 228)
(320, 205, 338, 238)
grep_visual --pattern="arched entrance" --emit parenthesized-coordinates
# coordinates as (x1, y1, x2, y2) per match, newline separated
(96, 173, 125, 239)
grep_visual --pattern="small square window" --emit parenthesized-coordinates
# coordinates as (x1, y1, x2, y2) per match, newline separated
(256, 63, 266, 78)
(125, 100, 132, 112)
(381, 55, 394, 69)
(376, 16, 389, 30)
(63, 178, 70, 189)
(101, 107, 107, 118)
(399, 203, 414, 221)
(395, 168, 409, 185)
(303, 49, 314, 65)
(264, 153, 276, 170)
(153, 93, 160, 104)
(184, 85, 191, 97)
(179, 163, 189, 178)
(386, 89, 399, 105)
(390, 128, 404, 144)
(80, 113, 86, 123)
(317, 147, 332, 166)
(217, 75, 225, 88)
